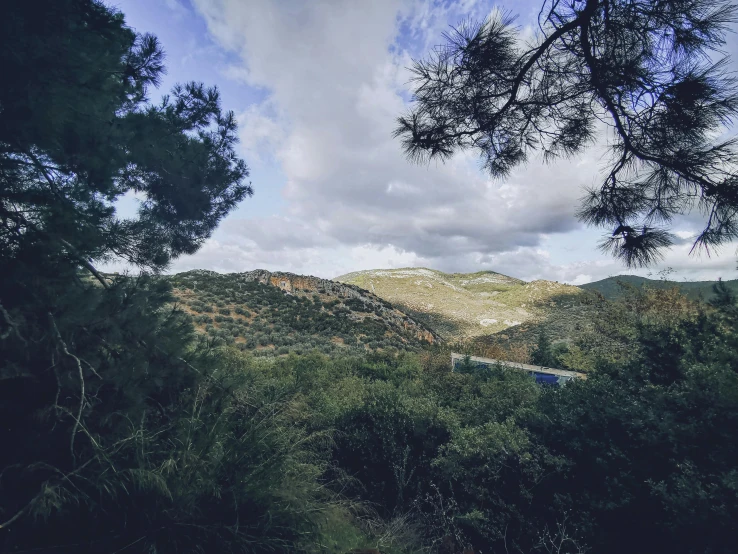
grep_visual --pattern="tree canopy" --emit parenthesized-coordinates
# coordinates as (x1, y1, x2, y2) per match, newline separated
(395, 0, 738, 267)
(0, 0, 251, 275)
(0, 2, 261, 551)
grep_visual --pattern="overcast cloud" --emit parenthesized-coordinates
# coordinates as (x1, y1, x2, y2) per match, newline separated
(135, 0, 738, 283)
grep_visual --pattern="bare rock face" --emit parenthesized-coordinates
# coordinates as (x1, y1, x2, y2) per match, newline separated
(236, 269, 441, 344)
(241, 269, 361, 298)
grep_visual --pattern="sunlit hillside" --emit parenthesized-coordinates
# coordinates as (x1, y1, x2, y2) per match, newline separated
(335, 267, 587, 339)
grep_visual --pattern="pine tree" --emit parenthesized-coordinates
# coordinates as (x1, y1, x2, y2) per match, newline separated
(0, 0, 251, 273)
(395, 0, 738, 267)
(531, 331, 555, 367)
(710, 279, 738, 315)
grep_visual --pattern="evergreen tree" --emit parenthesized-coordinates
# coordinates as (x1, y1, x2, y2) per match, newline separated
(710, 279, 738, 315)
(395, 0, 738, 267)
(531, 331, 556, 367)
(455, 354, 477, 374)
(0, 0, 251, 273)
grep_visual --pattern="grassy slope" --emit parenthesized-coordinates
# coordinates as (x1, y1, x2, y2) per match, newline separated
(167, 270, 436, 356)
(580, 275, 738, 302)
(335, 267, 587, 339)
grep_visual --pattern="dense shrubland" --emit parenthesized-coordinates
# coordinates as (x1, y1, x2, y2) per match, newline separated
(257, 285, 738, 554)
(6, 268, 738, 553)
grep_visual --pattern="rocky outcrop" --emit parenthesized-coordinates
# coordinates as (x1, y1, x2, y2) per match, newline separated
(237, 269, 441, 344)
(240, 269, 363, 298)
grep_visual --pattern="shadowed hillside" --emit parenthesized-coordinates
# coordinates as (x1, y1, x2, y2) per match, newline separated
(580, 275, 738, 301)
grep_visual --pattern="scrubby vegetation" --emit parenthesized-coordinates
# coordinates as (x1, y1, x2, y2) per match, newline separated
(5, 263, 738, 553)
(167, 271, 434, 356)
(214, 284, 738, 554)
(480, 280, 731, 373)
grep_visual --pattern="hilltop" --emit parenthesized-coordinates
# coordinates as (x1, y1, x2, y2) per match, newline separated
(166, 269, 439, 356)
(335, 267, 587, 339)
(580, 275, 738, 301)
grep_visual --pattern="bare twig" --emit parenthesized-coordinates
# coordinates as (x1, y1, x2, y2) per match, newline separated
(0, 495, 37, 529)
(110, 533, 148, 554)
(49, 313, 88, 467)
(0, 298, 26, 342)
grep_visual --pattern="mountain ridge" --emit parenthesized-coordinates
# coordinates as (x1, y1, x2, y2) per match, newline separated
(580, 274, 738, 301)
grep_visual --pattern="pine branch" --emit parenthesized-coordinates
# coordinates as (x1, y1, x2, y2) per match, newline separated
(58, 239, 111, 290)
(0, 206, 111, 289)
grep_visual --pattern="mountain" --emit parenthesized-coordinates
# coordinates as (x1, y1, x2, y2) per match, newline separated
(167, 269, 439, 356)
(580, 275, 738, 301)
(334, 268, 587, 339)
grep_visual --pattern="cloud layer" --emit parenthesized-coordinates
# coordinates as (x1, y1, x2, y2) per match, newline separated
(165, 0, 738, 283)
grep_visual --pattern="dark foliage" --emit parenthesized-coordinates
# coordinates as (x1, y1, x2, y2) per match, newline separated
(531, 331, 556, 366)
(310, 288, 738, 554)
(0, 0, 251, 273)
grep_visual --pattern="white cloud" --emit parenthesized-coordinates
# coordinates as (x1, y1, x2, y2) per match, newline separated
(163, 0, 188, 18)
(234, 103, 286, 166)
(150, 222, 738, 284)
(171, 0, 738, 284)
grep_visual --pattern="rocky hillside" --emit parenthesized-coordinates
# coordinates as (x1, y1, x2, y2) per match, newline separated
(167, 269, 439, 356)
(335, 268, 587, 339)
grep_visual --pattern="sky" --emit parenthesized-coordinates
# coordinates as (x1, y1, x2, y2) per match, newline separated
(113, 0, 738, 285)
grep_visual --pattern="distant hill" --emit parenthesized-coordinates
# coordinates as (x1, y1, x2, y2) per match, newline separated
(580, 275, 738, 301)
(163, 267, 738, 358)
(167, 269, 439, 356)
(335, 267, 587, 339)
